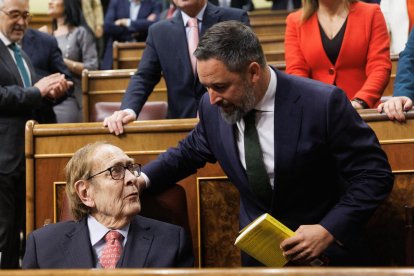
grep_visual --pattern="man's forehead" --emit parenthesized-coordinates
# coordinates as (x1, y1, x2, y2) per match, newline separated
(92, 145, 131, 164)
(2, 0, 29, 10)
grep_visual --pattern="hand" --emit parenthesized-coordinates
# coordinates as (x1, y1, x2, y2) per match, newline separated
(95, 25, 103, 38)
(103, 110, 136, 135)
(351, 100, 363, 110)
(147, 13, 157, 21)
(34, 73, 72, 98)
(114, 18, 129, 27)
(280, 224, 334, 265)
(377, 96, 413, 122)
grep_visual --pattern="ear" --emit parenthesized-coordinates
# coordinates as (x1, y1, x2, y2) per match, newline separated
(74, 180, 95, 208)
(247, 62, 261, 84)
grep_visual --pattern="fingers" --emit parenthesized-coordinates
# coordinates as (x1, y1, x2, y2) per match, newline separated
(382, 98, 406, 122)
(103, 110, 134, 135)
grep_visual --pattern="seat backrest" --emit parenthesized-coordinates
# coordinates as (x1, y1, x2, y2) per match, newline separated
(91, 101, 168, 122)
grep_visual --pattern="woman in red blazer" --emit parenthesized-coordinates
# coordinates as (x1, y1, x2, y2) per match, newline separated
(285, 0, 391, 108)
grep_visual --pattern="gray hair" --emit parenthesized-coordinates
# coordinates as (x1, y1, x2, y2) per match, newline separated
(194, 21, 266, 75)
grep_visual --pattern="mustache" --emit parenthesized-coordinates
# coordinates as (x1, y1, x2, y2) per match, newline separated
(12, 25, 25, 31)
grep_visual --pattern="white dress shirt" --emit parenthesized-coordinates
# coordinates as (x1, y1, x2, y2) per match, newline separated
(235, 67, 276, 188)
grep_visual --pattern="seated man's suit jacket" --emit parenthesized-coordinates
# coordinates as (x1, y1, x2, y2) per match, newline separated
(22, 215, 194, 268)
(120, 3, 249, 118)
(102, 0, 162, 69)
(143, 69, 394, 265)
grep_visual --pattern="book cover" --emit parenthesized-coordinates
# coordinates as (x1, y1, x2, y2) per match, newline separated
(234, 213, 295, 267)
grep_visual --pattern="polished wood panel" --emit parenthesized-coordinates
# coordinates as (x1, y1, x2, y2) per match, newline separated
(29, 14, 52, 31)
(113, 41, 146, 69)
(81, 69, 167, 122)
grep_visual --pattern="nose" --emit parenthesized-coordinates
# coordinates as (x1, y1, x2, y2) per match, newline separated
(124, 168, 137, 186)
(208, 89, 222, 105)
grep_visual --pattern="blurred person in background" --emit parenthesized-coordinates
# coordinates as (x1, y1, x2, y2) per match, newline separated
(101, 0, 162, 69)
(47, 0, 98, 122)
(285, 0, 391, 109)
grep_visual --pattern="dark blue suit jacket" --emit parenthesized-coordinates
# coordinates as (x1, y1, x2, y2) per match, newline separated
(22, 28, 74, 113)
(22, 215, 194, 268)
(143, 69, 394, 265)
(102, 0, 162, 69)
(394, 29, 414, 101)
(121, 3, 249, 118)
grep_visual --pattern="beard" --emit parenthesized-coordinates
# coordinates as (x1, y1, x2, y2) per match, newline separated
(220, 82, 256, 125)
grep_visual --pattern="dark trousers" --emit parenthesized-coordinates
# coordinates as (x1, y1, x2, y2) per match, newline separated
(0, 166, 25, 269)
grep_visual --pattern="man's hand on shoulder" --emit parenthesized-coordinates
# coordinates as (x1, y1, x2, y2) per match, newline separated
(103, 110, 136, 135)
(377, 96, 413, 122)
(280, 224, 334, 265)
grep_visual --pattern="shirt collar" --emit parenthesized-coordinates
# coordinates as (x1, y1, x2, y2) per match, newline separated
(255, 66, 276, 112)
(0, 31, 13, 47)
(88, 215, 130, 247)
(181, 3, 207, 27)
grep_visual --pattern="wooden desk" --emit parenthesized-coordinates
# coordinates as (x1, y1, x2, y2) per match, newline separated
(82, 69, 167, 122)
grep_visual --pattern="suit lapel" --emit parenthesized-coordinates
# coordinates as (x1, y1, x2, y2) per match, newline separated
(120, 216, 154, 268)
(61, 219, 95, 268)
(201, 3, 221, 35)
(273, 70, 302, 187)
(0, 40, 24, 86)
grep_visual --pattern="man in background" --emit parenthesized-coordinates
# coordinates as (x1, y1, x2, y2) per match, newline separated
(103, 0, 249, 134)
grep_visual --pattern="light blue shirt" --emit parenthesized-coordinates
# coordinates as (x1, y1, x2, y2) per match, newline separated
(130, 0, 141, 21)
(88, 215, 130, 268)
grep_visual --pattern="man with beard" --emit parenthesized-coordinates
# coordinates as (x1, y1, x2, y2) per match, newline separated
(114, 21, 393, 266)
(0, 0, 72, 268)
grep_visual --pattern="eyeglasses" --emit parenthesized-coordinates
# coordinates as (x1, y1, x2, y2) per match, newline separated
(0, 9, 32, 21)
(87, 163, 142, 180)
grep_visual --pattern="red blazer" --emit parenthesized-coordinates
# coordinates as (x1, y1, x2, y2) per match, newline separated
(285, 1, 391, 107)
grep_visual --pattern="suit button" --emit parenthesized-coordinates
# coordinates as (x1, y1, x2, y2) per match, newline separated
(328, 68, 335, 75)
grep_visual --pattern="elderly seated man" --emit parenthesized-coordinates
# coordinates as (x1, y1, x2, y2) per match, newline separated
(23, 142, 194, 269)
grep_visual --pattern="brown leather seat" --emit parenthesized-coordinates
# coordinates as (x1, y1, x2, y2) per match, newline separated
(91, 101, 168, 122)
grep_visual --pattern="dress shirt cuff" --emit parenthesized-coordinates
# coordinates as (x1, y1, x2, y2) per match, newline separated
(126, 19, 131, 27)
(123, 108, 137, 119)
(141, 172, 151, 188)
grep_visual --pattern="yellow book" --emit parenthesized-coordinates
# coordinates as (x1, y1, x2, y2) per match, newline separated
(234, 213, 295, 267)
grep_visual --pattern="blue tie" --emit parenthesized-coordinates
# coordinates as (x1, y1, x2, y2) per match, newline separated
(9, 43, 31, 87)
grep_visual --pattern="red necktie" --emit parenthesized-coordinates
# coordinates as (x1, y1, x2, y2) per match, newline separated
(99, 231, 123, 269)
(187, 17, 199, 74)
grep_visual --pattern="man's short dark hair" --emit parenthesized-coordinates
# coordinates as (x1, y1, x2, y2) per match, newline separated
(194, 20, 266, 74)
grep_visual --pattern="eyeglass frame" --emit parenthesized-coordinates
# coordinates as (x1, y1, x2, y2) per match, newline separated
(87, 163, 142, 181)
(0, 9, 32, 21)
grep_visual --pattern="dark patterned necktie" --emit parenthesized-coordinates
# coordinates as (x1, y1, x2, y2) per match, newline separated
(244, 110, 273, 207)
